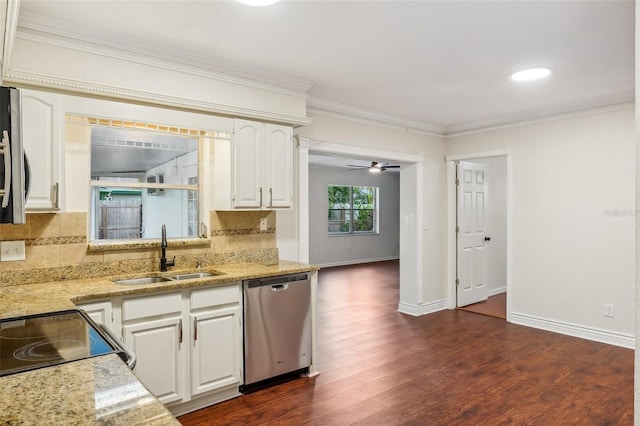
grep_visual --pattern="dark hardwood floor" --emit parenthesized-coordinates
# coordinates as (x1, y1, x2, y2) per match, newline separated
(179, 260, 633, 425)
(458, 292, 507, 319)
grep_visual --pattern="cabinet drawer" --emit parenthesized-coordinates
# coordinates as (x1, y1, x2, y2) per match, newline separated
(191, 284, 240, 310)
(122, 292, 182, 321)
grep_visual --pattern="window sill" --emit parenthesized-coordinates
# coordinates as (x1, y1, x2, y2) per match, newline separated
(87, 237, 211, 252)
(328, 232, 379, 237)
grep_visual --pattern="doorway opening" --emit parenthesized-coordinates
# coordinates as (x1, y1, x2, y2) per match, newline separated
(446, 152, 511, 321)
(299, 139, 425, 315)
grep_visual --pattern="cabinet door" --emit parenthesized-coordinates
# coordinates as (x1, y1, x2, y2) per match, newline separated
(232, 119, 262, 208)
(264, 124, 293, 209)
(21, 90, 61, 211)
(78, 301, 112, 328)
(190, 305, 242, 397)
(123, 316, 184, 404)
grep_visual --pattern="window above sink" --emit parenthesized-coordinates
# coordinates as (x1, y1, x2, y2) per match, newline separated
(77, 114, 219, 246)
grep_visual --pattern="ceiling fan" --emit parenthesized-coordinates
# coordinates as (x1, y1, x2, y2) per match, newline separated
(347, 161, 400, 172)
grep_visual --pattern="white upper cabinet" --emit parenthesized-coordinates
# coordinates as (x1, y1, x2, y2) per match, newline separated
(213, 119, 293, 210)
(20, 89, 62, 211)
(233, 120, 263, 208)
(264, 124, 293, 209)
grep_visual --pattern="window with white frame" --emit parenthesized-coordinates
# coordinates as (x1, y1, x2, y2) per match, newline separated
(328, 185, 378, 234)
(86, 118, 202, 241)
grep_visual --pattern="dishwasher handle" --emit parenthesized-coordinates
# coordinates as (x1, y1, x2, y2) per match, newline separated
(271, 284, 289, 292)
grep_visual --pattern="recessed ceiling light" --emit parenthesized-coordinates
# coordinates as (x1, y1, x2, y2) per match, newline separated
(236, 0, 280, 6)
(510, 68, 551, 82)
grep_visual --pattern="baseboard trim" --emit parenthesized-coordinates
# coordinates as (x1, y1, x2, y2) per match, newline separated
(317, 256, 399, 268)
(488, 287, 506, 297)
(510, 312, 634, 349)
(398, 299, 447, 316)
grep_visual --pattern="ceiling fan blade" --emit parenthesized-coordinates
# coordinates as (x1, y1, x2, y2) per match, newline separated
(347, 164, 369, 168)
(384, 165, 401, 168)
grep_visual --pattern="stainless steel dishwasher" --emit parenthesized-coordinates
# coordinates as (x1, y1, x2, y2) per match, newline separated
(241, 272, 311, 390)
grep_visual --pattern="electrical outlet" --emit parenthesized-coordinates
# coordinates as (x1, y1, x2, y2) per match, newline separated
(260, 217, 268, 231)
(1, 240, 26, 262)
(603, 304, 615, 318)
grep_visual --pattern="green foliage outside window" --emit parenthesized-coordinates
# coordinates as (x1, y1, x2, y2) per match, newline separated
(328, 185, 377, 234)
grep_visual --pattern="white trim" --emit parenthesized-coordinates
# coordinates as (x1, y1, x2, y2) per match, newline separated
(8, 70, 313, 127)
(296, 136, 310, 263)
(488, 287, 506, 297)
(1, 0, 19, 80)
(445, 99, 635, 137)
(445, 151, 513, 323)
(511, 312, 635, 349)
(307, 97, 444, 136)
(398, 299, 447, 317)
(307, 96, 635, 138)
(305, 138, 424, 164)
(317, 256, 399, 269)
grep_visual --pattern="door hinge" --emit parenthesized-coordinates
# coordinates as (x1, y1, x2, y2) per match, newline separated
(455, 178, 460, 185)
(455, 226, 459, 234)
(455, 278, 460, 286)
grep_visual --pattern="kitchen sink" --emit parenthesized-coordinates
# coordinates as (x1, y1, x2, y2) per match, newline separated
(171, 271, 220, 280)
(113, 276, 173, 285)
(113, 271, 222, 285)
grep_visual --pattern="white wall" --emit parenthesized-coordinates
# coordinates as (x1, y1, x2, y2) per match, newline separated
(308, 166, 399, 267)
(472, 156, 507, 294)
(446, 108, 635, 344)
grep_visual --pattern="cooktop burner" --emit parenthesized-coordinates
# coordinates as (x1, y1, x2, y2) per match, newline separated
(0, 310, 128, 377)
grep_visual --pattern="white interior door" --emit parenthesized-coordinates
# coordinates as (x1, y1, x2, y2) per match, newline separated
(457, 161, 488, 307)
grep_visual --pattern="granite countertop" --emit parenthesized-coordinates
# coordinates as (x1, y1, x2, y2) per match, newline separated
(1, 260, 319, 318)
(0, 260, 318, 424)
(0, 355, 179, 425)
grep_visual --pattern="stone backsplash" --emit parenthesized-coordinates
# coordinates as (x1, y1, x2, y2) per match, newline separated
(0, 210, 277, 286)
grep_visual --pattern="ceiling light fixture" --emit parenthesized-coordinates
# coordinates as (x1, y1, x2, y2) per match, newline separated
(510, 68, 551, 82)
(236, 0, 280, 6)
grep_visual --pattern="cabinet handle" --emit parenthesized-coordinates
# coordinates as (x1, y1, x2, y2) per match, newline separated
(259, 187, 263, 207)
(269, 187, 273, 208)
(52, 182, 59, 210)
(193, 318, 198, 341)
(178, 319, 183, 344)
(0, 130, 12, 208)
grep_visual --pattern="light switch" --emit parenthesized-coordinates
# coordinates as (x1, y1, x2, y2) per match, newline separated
(1, 240, 26, 262)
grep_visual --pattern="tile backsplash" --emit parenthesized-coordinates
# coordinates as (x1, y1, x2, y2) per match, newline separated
(0, 210, 277, 286)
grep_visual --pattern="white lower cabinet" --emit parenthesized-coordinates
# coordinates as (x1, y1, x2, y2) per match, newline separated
(78, 300, 112, 327)
(103, 282, 243, 413)
(123, 316, 184, 404)
(190, 300, 242, 398)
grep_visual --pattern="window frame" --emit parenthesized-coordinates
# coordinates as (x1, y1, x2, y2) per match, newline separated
(327, 184, 379, 236)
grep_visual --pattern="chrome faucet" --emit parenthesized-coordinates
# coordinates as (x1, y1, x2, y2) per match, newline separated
(160, 224, 175, 272)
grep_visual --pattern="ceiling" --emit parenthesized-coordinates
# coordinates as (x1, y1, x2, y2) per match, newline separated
(91, 126, 197, 177)
(16, 0, 635, 135)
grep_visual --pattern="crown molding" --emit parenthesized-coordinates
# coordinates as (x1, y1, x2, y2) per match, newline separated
(307, 93, 636, 139)
(5, 69, 313, 127)
(15, 13, 314, 97)
(306, 97, 445, 137)
(444, 93, 635, 137)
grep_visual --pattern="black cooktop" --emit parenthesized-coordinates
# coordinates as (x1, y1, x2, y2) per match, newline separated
(0, 309, 124, 376)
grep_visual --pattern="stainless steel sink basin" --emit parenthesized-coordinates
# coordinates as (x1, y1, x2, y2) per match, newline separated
(113, 276, 173, 285)
(171, 272, 219, 280)
(113, 271, 222, 285)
